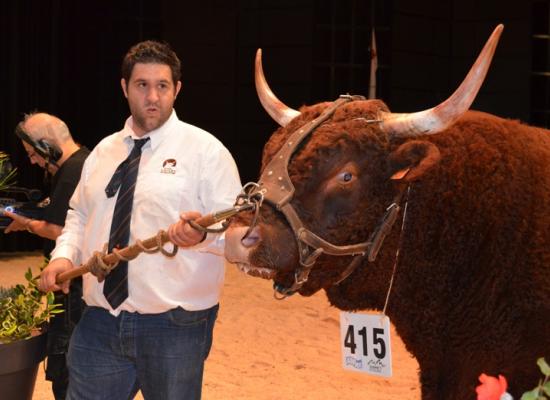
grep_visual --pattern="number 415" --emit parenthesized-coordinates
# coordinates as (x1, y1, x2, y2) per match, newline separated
(343, 326, 386, 359)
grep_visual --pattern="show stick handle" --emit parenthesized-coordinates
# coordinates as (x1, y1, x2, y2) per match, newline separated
(55, 214, 216, 284)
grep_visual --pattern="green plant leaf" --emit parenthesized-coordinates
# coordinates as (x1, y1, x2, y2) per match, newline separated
(24, 268, 32, 281)
(537, 358, 550, 377)
(542, 381, 550, 397)
(0, 264, 64, 343)
(3, 323, 16, 334)
(520, 388, 540, 400)
(0, 152, 17, 190)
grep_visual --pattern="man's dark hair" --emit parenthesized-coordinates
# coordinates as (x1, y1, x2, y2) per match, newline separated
(121, 40, 181, 85)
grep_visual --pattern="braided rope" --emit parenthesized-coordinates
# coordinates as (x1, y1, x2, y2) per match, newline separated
(135, 230, 178, 256)
(163, 230, 178, 256)
(89, 244, 116, 282)
(89, 230, 178, 281)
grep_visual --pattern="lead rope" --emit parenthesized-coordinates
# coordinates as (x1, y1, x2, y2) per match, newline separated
(382, 185, 411, 316)
(89, 231, 178, 282)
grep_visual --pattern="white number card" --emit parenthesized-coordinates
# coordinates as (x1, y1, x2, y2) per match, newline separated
(339, 311, 392, 377)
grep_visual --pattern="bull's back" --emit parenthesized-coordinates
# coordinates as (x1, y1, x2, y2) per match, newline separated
(400, 111, 550, 398)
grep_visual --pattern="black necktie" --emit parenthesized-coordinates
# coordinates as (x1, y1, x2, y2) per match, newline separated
(103, 138, 149, 309)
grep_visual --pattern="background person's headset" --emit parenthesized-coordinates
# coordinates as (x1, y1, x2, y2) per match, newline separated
(15, 122, 62, 169)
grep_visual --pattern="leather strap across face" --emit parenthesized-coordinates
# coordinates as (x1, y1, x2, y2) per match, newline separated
(249, 94, 406, 297)
(243, 95, 375, 299)
(255, 95, 371, 267)
(258, 95, 363, 208)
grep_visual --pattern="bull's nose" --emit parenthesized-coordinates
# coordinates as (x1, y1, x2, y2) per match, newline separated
(225, 225, 257, 264)
(241, 226, 260, 248)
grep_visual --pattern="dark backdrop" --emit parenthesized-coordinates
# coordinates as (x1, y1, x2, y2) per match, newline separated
(0, 0, 546, 251)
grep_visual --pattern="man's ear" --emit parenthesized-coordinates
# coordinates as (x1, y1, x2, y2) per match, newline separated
(121, 78, 128, 98)
(388, 140, 441, 182)
(175, 81, 182, 98)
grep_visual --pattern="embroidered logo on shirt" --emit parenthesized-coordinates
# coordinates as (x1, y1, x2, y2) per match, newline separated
(160, 158, 177, 174)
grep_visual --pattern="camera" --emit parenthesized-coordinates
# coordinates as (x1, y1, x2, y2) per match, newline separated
(0, 187, 47, 230)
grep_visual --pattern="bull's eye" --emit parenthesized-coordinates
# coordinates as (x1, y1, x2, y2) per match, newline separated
(324, 161, 359, 194)
(338, 171, 355, 183)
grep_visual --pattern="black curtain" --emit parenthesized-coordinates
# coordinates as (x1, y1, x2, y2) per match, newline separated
(0, 0, 529, 253)
(0, 0, 162, 251)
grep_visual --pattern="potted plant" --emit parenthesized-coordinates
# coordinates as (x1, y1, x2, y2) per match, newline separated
(0, 152, 62, 400)
(0, 151, 16, 190)
(0, 268, 62, 400)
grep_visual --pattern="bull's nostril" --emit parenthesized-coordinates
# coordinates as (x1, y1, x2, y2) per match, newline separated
(241, 227, 260, 248)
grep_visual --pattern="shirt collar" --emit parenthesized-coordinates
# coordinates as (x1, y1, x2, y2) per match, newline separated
(120, 110, 178, 151)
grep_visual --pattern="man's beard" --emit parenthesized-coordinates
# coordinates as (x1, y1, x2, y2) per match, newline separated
(133, 111, 166, 134)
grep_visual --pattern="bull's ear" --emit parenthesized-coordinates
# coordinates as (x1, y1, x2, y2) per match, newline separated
(388, 140, 441, 182)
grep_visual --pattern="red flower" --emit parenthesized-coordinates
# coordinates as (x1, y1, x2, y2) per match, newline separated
(476, 373, 509, 400)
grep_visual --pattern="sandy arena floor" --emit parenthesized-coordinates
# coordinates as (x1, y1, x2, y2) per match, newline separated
(0, 252, 420, 400)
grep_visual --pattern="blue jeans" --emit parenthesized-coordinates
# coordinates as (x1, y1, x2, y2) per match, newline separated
(66, 305, 219, 400)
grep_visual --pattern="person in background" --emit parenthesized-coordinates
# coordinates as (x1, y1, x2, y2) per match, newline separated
(4, 112, 90, 400)
(39, 40, 242, 399)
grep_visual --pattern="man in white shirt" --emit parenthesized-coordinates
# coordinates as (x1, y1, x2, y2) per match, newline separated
(39, 40, 242, 400)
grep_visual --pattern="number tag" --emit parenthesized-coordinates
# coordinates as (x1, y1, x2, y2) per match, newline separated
(339, 311, 392, 377)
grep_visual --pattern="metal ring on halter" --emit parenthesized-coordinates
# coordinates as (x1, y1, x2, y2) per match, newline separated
(242, 202, 261, 240)
(235, 182, 264, 210)
(156, 230, 178, 257)
(241, 182, 265, 207)
(241, 181, 261, 196)
(235, 183, 265, 240)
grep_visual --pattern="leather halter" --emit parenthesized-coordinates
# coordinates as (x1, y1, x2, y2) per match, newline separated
(247, 94, 391, 296)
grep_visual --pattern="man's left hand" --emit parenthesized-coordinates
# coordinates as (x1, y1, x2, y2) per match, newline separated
(168, 211, 206, 247)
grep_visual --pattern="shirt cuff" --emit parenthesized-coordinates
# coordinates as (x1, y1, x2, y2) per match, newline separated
(50, 244, 82, 266)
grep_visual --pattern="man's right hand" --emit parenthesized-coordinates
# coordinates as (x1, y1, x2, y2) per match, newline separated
(39, 258, 73, 294)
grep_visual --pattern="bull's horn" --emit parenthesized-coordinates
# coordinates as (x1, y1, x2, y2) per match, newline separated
(380, 24, 504, 137)
(255, 48, 301, 127)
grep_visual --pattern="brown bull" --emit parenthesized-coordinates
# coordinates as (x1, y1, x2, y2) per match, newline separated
(225, 25, 550, 399)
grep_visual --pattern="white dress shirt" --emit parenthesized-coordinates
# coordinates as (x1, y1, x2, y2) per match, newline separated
(51, 111, 242, 316)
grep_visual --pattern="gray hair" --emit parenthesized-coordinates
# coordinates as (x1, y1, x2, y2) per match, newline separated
(20, 112, 72, 146)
